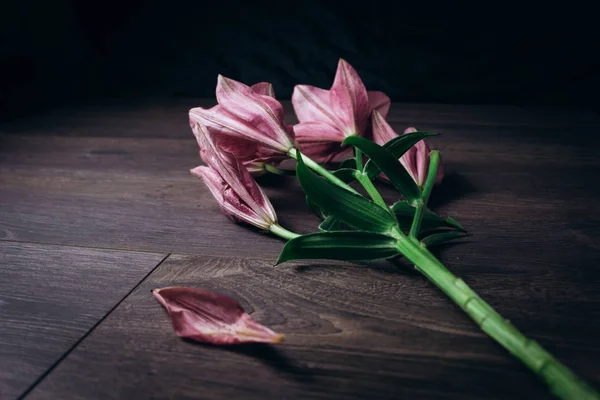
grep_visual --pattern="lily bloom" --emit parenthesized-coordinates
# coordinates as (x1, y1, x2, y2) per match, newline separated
(291, 58, 391, 162)
(189, 76, 295, 172)
(153, 287, 284, 345)
(372, 110, 444, 187)
(191, 123, 278, 230)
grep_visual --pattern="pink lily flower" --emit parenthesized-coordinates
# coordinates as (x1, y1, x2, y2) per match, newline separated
(153, 287, 284, 345)
(191, 123, 278, 230)
(189, 76, 295, 172)
(372, 110, 444, 187)
(291, 58, 391, 162)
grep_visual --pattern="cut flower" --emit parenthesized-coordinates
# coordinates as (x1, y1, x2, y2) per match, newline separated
(191, 123, 278, 230)
(291, 58, 391, 162)
(190, 77, 295, 173)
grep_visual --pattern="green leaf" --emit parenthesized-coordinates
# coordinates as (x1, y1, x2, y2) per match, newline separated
(276, 231, 400, 264)
(306, 196, 325, 220)
(421, 231, 470, 247)
(391, 201, 466, 232)
(344, 136, 421, 205)
(319, 215, 344, 231)
(444, 217, 465, 231)
(332, 168, 359, 183)
(296, 152, 397, 234)
(338, 158, 357, 169)
(365, 131, 439, 179)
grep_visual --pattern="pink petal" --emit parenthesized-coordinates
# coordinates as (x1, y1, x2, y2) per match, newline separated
(221, 186, 271, 228)
(329, 59, 370, 136)
(292, 84, 342, 128)
(399, 146, 420, 186)
(192, 118, 288, 170)
(414, 140, 430, 187)
(372, 110, 398, 146)
(190, 106, 287, 152)
(209, 131, 287, 167)
(193, 124, 277, 225)
(190, 166, 225, 205)
(372, 114, 419, 184)
(251, 82, 276, 98)
(216, 75, 293, 151)
(403, 127, 444, 185)
(293, 122, 348, 163)
(153, 287, 284, 345)
(435, 154, 445, 184)
(368, 91, 391, 118)
(190, 166, 268, 228)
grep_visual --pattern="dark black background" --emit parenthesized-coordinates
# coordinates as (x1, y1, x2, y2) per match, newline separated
(2, 1, 599, 121)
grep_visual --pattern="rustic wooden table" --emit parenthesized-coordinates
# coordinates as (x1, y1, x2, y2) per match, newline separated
(1, 99, 600, 399)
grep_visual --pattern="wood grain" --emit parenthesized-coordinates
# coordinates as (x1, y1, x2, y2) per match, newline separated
(25, 254, 600, 400)
(1, 112, 600, 257)
(1, 100, 600, 399)
(0, 242, 165, 400)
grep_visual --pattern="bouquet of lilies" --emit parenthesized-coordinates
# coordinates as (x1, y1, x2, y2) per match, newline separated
(152, 59, 598, 400)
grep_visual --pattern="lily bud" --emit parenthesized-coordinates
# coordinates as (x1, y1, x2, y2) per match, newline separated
(191, 124, 277, 230)
(291, 58, 391, 162)
(372, 110, 444, 187)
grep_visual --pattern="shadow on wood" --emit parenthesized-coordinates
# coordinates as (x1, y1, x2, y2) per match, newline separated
(429, 172, 479, 209)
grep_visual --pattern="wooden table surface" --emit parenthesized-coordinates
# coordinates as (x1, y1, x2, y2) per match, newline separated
(1, 99, 600, 399)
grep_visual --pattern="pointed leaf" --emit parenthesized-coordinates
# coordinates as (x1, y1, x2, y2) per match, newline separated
(444, 216, 465, 231)
(421, 232, 470, 247)
(344, 136, 421, 205)
(319, 215, 344, 231)
(296, 153, 397, 233)
(332, 168, 359, 183)
(391, 201, 466, 232)
(306, 196, 325, 220)
(365, 131, 439, 179)
(338, 158, 357, 169)
(153, 287, 284, 345)
(277, 231, 399, 264)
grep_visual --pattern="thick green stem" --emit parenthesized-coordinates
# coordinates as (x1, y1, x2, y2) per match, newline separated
(395, 235, 599, 400)
(288, 148, 359, 195)
(409, 151, 440, 238)
(268, 223, 300, 240)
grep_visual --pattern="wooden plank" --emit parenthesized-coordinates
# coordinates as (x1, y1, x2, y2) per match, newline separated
(0, 242, 166, 400)
(2, 122, 600, 257)
(25, 253, 600, 399)
(2, 101, 600, 398)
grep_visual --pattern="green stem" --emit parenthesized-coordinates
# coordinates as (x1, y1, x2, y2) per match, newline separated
(355, 148, 364, 172)
(264, 164, 287, 176)
(409, 150, 440, 238)
(355, 171, 389, 211)
(268, 223, 300, 240)
(288, 148, 359, 195)
(395, 235, 599, 400)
